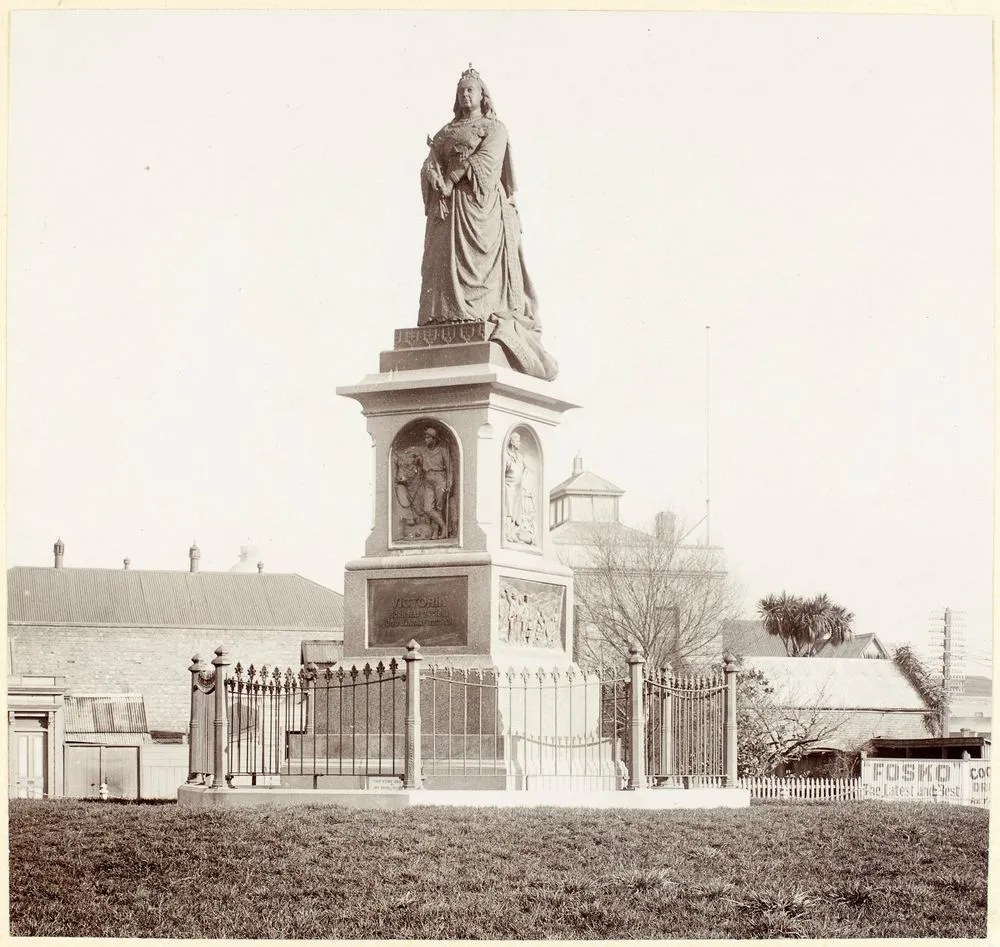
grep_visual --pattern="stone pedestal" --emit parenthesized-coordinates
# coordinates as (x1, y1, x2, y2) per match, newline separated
(336, 324, 579, 670)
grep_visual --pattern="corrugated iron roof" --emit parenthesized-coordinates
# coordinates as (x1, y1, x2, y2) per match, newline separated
(742, 657, 929, 711)
(65, 695, 149, 733)
(301, 640, 344, 665)
(723, 620, 789, 657)
(7, 567, 344, 629)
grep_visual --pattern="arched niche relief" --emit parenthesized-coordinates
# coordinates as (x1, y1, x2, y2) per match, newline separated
(390, 419, 460, 544)
(501, 424, 543, 549)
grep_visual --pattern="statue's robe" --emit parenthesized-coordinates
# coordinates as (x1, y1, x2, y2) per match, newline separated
(418, 116, 558, 381)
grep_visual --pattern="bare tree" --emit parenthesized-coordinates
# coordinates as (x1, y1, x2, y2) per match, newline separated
(567, 520, 741, 670)
(737, 664, 852, 776)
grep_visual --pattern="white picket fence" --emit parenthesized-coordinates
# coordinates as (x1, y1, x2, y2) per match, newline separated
(738, 776, 863, 801)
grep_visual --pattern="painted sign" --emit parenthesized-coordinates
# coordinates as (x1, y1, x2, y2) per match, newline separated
(862, 758, 990, 807)
(367, 576, 468, 648)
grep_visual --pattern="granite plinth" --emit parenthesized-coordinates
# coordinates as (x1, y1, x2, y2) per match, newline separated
(337, 327, 579, 669)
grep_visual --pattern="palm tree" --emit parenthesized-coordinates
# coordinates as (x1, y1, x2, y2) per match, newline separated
(758, 592, 855, 657)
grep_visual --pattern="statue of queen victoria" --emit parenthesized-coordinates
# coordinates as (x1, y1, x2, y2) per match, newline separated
(418, 66, 558, 382)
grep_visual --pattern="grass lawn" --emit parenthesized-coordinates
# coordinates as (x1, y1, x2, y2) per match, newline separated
(9, 798, 988, 939)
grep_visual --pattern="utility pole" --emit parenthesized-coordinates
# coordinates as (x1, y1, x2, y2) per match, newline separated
(929, 606, 965, 737)
(940, 607, 952, 737)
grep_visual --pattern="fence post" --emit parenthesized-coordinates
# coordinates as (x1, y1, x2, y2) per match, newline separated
(187, 653, 210, 783)
(723, 652, 737, 788)
(404, 640, 423, 790)
(211, 647, 231, 789)
(627, 644, 647, 790)
(660, 665, 673, 782)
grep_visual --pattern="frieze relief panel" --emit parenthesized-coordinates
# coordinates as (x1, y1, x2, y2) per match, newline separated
(390, 420, 459, 544)
(502, 425, 542, 549)
(498, 577, 565, 650)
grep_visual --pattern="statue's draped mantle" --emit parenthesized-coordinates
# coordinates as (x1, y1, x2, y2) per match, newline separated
(418, 115, 558, 382)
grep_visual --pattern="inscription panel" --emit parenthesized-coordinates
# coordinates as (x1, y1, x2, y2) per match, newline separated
(368, 576, 469, 648)
(498, 577, 566, 650)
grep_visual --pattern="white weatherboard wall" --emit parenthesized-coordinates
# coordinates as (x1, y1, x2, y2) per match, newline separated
(141, 744, 189, 799)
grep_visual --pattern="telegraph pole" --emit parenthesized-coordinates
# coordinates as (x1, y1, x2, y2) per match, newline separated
(929, 606, 965, 737)
(940, 607, 952, 737)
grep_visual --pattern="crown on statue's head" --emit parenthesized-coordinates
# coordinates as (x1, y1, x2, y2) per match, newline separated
(460, 63, 481, 82)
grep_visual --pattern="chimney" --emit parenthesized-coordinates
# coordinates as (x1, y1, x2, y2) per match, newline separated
(655, 511, 677, 543)
(123, 558, 131, 570)
(239, 545, 249, 562)
(189, 541, 201, 573)
(573, 452, 583, 476)
(257, 560, 264, 574)
(53, 538, 65, 568)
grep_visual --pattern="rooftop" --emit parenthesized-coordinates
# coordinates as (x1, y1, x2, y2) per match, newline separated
(741, 656, 928, 711)
(7, 566, 344, 630)
(723, 620, 887, 659)
(550, 469, 624, 498)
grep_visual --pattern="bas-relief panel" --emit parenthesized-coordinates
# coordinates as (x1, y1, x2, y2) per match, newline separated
(391, 421, 459, 544)
(498, 577, 565, 650)
(502, 426, 542, 549)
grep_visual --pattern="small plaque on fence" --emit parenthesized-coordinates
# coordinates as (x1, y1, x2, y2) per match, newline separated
(366, 775, 404, 791)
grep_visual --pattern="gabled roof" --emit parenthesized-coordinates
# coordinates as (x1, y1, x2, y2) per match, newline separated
(741, 656, 928, 711)
(550, 469, 624, 498)
(723, 620, 887, 660)
(7, 566, 344, 630)
(814, 633, 887, 659)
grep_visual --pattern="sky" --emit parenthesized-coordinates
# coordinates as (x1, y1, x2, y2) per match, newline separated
(5, 10, 994, 676)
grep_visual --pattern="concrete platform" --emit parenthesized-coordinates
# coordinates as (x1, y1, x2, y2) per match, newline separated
(177, 785, 750, 810)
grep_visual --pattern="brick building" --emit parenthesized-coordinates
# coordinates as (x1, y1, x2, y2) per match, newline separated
(7, 540, 344, 799)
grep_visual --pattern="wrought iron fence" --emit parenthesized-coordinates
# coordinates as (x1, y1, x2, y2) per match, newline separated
(644, 666, 729, 786)
(421, 665, 629, 789)
(186, 642, 737, 791)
